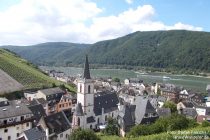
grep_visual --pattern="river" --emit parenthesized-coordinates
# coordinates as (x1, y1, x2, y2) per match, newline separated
(40, 66, 210, 93)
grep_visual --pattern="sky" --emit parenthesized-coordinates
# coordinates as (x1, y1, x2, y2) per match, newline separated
(0, 0, 209, 45)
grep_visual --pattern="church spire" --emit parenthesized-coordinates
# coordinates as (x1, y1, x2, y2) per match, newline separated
(83, 55, 91, 79)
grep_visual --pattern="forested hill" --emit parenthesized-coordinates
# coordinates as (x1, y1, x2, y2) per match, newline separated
(1, 30, 210, 72)
(2, 42, 90, 66)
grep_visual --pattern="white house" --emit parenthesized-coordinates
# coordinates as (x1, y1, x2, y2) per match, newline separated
(0, 99, 34, 140)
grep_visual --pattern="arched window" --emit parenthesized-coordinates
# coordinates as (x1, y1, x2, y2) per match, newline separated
(105, 115, 107, 121)
(97, 118, 100, 124)
(90, 125, 92, 129)
(78, 117, 80, 126)
(80, 85, 82, 93)
(88, 85, 91, 93)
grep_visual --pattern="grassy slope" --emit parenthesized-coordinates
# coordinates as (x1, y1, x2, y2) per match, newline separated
(0, 49, 75, 92)
(99, 126, 210, 140)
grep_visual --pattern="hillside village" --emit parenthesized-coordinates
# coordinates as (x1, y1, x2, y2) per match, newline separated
(1, 55, 210, 140)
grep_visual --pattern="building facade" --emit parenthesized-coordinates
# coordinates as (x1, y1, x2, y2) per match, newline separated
(0, 99, 34, 140)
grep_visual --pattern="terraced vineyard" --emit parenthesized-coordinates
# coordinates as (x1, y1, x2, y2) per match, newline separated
(0, 49, 63, 90)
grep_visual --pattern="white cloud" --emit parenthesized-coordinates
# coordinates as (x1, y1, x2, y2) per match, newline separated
(0, 1, 203, 45)
(125, 0, 134, 4)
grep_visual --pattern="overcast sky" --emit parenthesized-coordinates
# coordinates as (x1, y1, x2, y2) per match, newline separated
(0, 0, 209, 45)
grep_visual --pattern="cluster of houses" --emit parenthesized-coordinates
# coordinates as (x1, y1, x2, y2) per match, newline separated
(1, 56, 210, 139)
(45, 70, 75, 84)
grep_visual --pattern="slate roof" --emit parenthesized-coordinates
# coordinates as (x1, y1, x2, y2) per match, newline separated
(87, 116, 95, 123)
(94, 91, 119, 116)
(83, 55, 91, 79)
(74, 103, 84, 116)
(157, 108, 171, 117)
(128, 78, 143, 83)
(28, 104, 46, 122)
(44, 111, 71, 135)
(29, 98, 47, 106)
(182, 101, 195, 108)
(182, 108, 197, 118)
(0, 100, 32, 119)
(134, 96, 158, 124)
(24, 126, 46, 140)
(111, 82, 121, 86)
(37, 98, 48, 104)
(158, 96, 167, 102)
(39, 87, 65, 96)
(118, 104, 136, 132)
(41, 88, 63, 104)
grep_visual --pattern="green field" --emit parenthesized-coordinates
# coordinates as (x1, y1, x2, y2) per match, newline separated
(99, 126, 210, 140)
(0, 49, 75, 92)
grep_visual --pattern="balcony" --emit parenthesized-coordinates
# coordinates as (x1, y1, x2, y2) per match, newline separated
(0, 117, 34, 128)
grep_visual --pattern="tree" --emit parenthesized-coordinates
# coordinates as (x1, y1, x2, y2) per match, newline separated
(128, 125, 150, 137)
(52, 83, 56, 87)
(187, 118, 198, 128)
(103, 118, 119, 135)
(128, 113, 195, 138)
(70, 128, 100, 140)
(113, 77, 120, 82)
(201, 120, 210, 127)
(163, 101, 177, 113)
(167, 114, 189, 131)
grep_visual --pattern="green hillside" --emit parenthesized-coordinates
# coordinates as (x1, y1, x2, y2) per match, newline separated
(75, 30, 210, 72)
(0, 49, 74, 91)
(3, 42, 90, 66)
(1, 30, 210, 72)
(99, 126, 210, 140)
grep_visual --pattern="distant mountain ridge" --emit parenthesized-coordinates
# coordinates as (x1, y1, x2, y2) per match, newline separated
(1, 30, 210, 72)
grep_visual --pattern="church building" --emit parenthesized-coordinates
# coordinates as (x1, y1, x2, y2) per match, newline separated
(72, 55, 119, 130)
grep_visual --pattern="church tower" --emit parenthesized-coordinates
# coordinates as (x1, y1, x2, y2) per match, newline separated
(77, 55, 94, 116)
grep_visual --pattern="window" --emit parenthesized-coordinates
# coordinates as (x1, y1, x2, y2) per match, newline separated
(8, 136, 11, 140)
(26, 122, 29, 127)
(90, 125, 92, 129)
(17, 133, 19, 137)
(60, 133, 63, 138)
(80, 85, 82, 93)
(88, 85, 91, 93)
(3, 120, 7, 124)
(4, 129, 8, 133)
(16, 127, 19, 130)
(59, 104, 62, 108)
(21, 116, 24, 121)
(69, 103, 71, 106)
(78, 117, 80, 126)
(105, 115, 107, 121)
